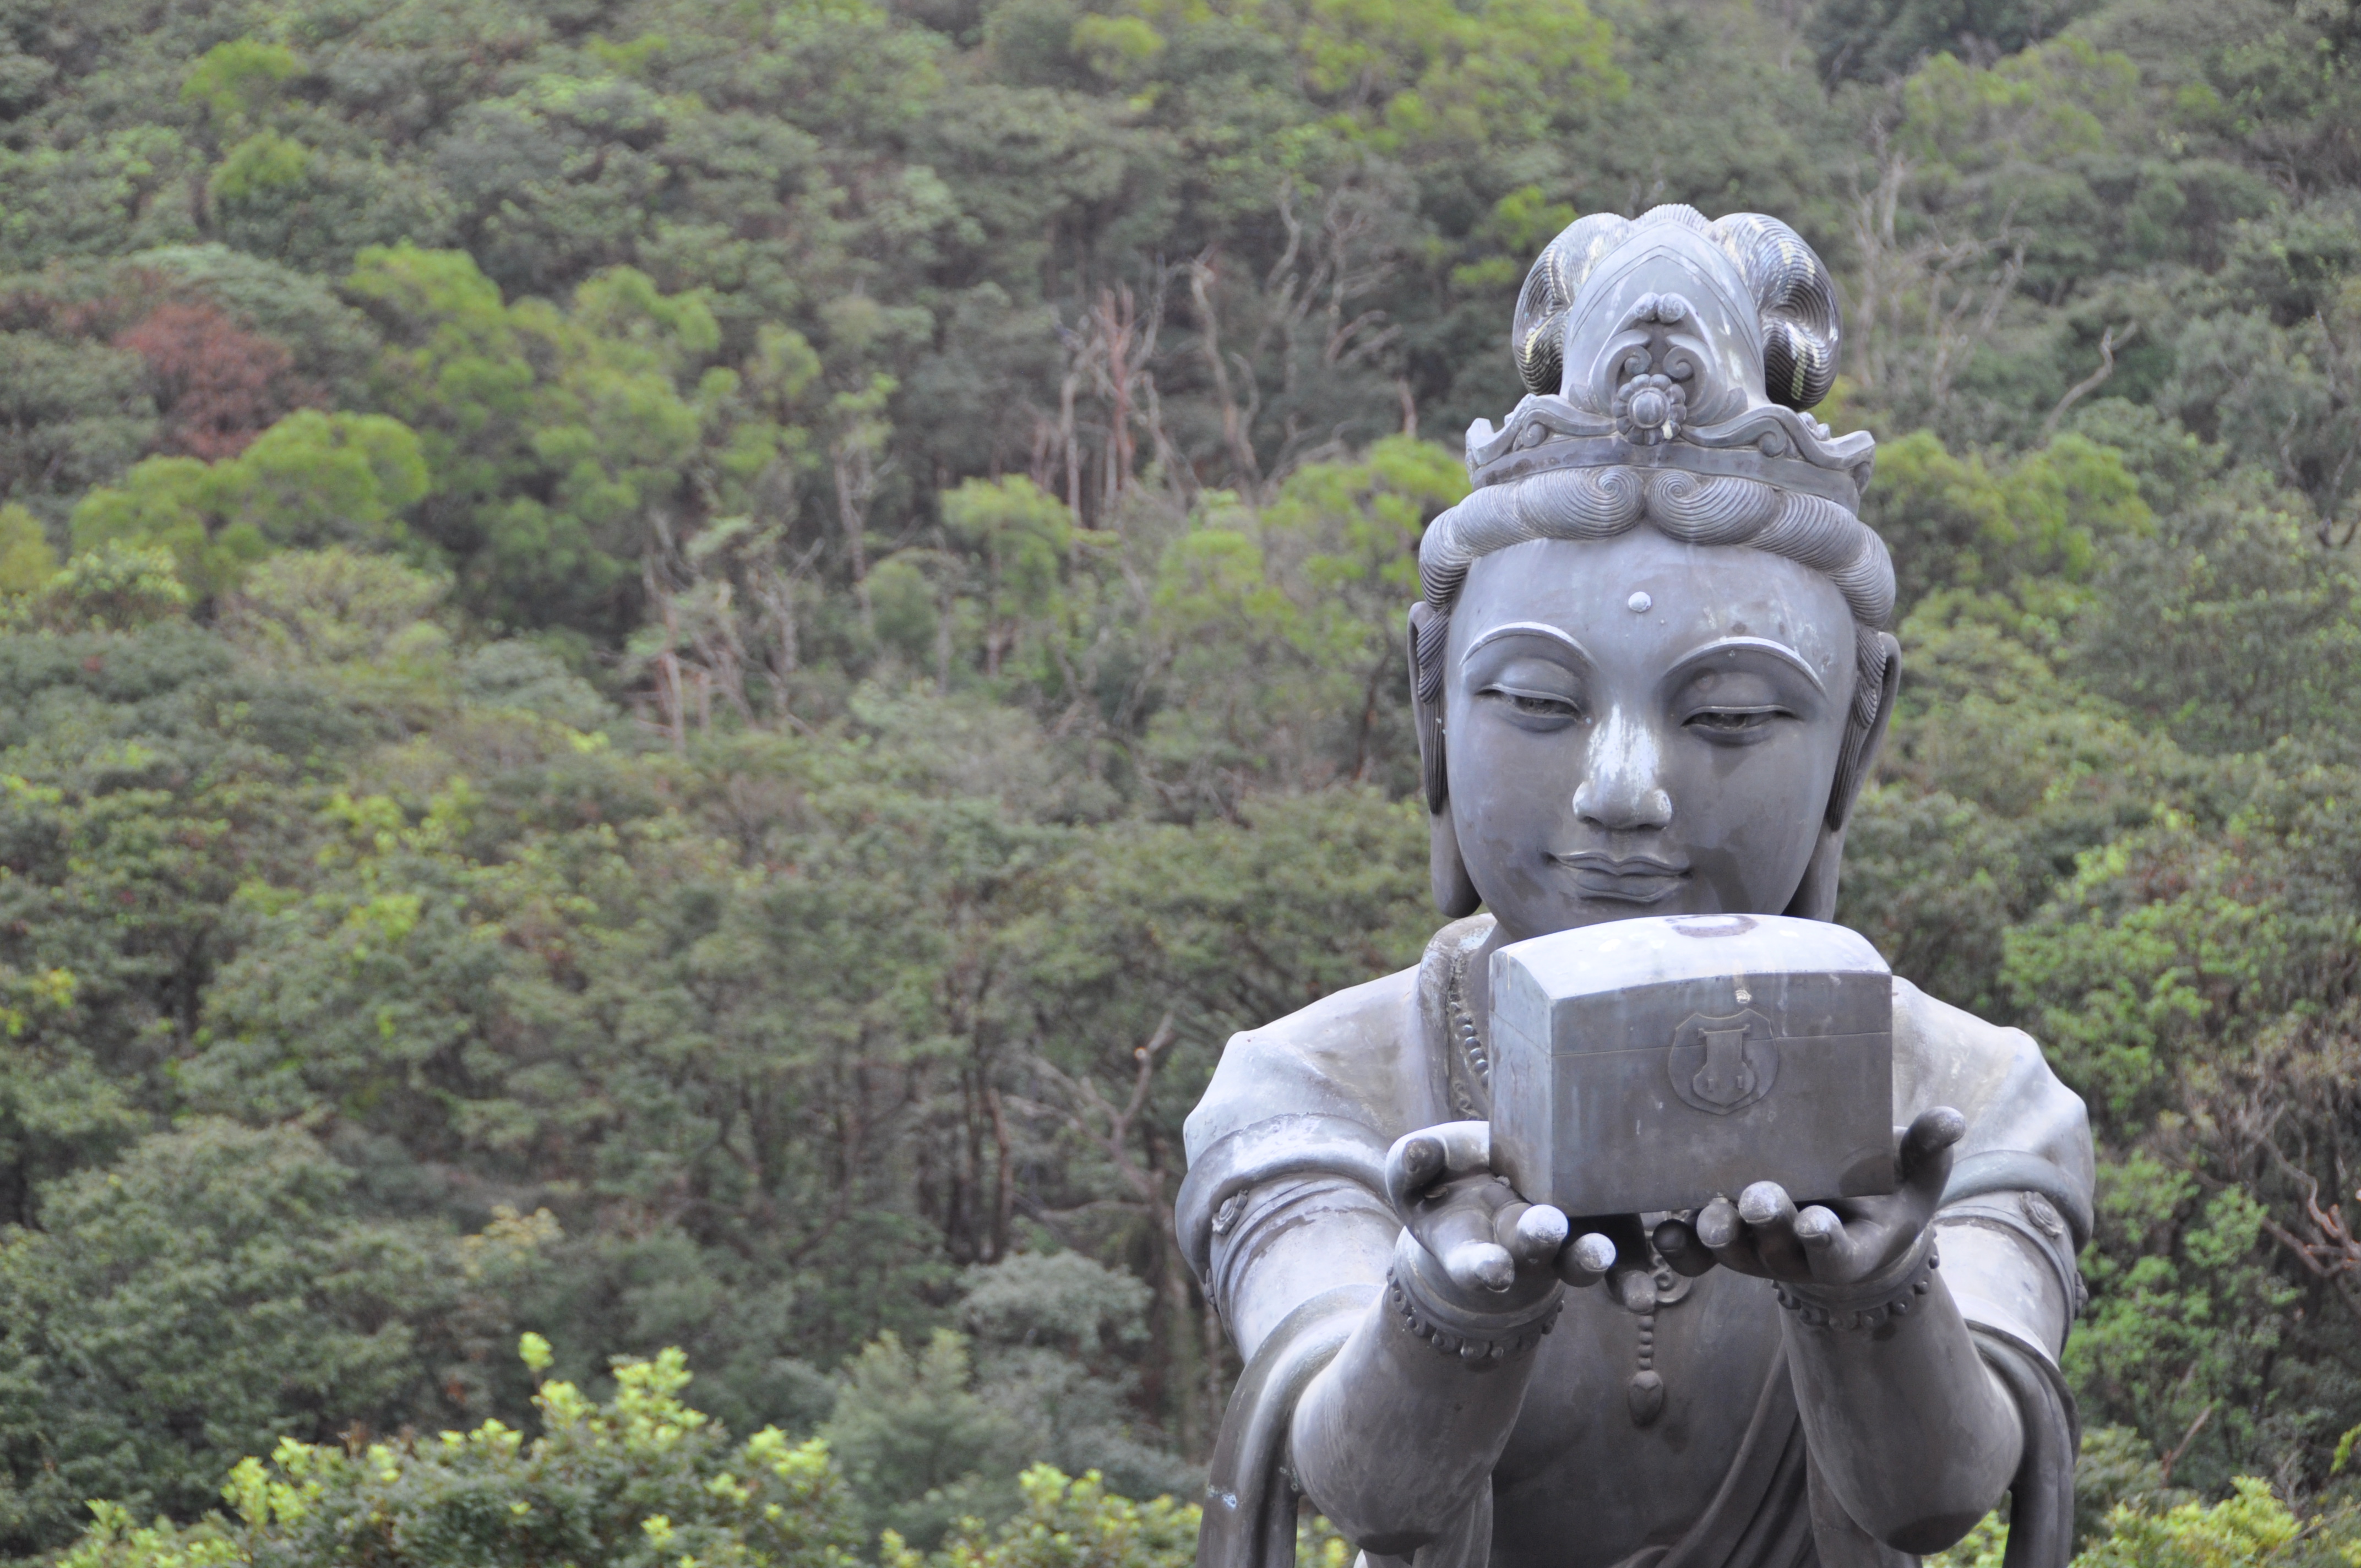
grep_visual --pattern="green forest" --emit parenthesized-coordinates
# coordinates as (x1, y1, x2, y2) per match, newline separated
(0, 0, 2358, 1557)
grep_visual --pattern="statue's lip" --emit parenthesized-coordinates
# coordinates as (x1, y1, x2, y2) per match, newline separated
(1553, 851, 1691, 876)
(1552, 852, 1691, 902)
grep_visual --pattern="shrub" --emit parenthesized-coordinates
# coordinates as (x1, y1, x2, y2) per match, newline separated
(900, 1467, 1199, 1568)
(58, 1336, 864, 1568)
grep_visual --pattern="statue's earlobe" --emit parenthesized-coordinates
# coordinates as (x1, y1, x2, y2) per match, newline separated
(1408, 602, 1478, 916)
(1786, 631, 1902, 923)
(1430, 809, 1482, 917)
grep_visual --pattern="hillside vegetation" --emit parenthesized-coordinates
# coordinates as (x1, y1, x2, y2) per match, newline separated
(2, 0, 2360, 1557)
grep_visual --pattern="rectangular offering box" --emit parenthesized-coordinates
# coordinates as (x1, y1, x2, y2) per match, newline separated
(1488, 914, 1896, 1220)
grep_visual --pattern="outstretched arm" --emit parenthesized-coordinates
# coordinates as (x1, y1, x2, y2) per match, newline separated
(1668, 1108, 2038, 1555)
(1217, 1124, 1617, 1556)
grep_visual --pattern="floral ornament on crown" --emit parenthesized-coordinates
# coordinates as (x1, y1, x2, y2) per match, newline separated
(1613, 372, 1686, 446)
(1606, 293, 1700, 447)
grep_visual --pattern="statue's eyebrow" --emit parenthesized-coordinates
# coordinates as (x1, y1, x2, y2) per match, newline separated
(1463, 622, 1594, 665)
(1666, 636, 1827, 695)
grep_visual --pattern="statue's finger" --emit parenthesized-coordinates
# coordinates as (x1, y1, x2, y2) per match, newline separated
(1387, 1124, 1488, 1215)
(1695, 1196, 1742, 1250)
(1405, 1170, 1504, 1261)
(1385, 1132, 1444, 1211)
(1555, 1231, 1617, 1287)
(1793, 1204, 1869, 1284)
(1443, 1239, 1516, 1294)
(1738, 1181, 1810, 1277)
(1493, 1199, 1529, 1252)
(1429, 1120, 1494, 1177)
(1792, 1203, 1841, 1247)
(1652, 1217, 1717, 1278)
(1738, 1180, 1796, 1228)
(1500, 1202, 1570, 1268)
(1898, 1107, 1966, 1193)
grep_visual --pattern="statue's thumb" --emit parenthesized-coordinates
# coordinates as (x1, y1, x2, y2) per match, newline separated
(1384, 1121, 1492, 1212)
(1898, 1106, 1966, 1191)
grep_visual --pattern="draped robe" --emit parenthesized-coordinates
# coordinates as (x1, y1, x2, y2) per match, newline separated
(1178, 917, 2093, 1568)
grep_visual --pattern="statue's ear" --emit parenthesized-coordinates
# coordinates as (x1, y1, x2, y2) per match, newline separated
(1786, 631, 1901, 923)
(1430, 809, 1482, 918)
(1408, 602, 1481, 917)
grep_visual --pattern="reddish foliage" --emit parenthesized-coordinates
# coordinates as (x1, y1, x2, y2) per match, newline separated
(0, 268, 170, 339)
(113, 298, 320, 460)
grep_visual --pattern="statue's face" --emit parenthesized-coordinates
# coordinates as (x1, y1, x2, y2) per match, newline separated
(1441, 530, 1858, 943)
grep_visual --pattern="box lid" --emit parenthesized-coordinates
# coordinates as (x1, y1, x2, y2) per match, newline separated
(1495, 913, 1889, 1012)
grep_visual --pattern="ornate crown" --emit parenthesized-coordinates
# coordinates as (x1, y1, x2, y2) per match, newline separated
(1465, 206, 1874, 507)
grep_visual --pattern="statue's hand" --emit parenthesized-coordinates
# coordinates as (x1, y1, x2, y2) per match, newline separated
(1384, 1122, 1622, 1299)
(1671, 1107, 1965, 1291)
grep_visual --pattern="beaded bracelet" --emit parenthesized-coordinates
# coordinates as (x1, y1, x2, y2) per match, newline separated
(1772, 1240, 1941, 1332)
(1386, 1264, 1562, 1364)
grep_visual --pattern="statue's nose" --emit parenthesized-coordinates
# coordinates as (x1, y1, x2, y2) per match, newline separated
(1574, 777, 1674, 830)
(1574, 712, 1673, 830)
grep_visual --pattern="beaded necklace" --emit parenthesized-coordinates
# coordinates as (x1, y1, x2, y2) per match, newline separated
(1446, 951, 1693, 1427)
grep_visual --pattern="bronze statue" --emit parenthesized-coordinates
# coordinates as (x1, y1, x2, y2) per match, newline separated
(1177, 206, 2091, 1568)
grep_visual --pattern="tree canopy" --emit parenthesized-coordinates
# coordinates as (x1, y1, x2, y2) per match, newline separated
(1, 0, 2360, 1559)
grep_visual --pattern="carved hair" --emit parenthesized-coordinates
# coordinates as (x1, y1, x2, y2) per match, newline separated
(1408, 467, 1895, 831)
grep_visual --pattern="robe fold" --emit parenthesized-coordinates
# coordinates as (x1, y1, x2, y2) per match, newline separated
(1180, 917, 2093, 1568)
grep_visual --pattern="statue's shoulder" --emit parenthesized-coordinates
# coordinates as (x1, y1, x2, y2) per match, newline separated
(1183, 964, 1425, 1163)
(1184, 917, 1493, 1161)
(1891, 976, 2096, 1239)
(1890, 976, 2065, 1104)
(1891, 976, 2047, 1084)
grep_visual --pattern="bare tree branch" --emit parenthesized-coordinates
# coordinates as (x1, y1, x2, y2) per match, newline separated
(2042, 322, 2139, 439)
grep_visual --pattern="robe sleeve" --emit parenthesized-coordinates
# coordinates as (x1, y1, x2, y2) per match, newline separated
(1896, 978, 2095, 1568)
(1178, 1117, 1396, 1568)
(1177, 965, 1429, 1568)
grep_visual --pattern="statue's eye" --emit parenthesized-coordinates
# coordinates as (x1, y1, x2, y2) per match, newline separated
(1483, 687, 1580, 723)
(1685, 707, 1781, 735)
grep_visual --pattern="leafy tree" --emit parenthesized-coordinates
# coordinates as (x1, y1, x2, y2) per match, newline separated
(823, 1331, 1024, 1548)
(346, 248, 733, 634)
(0, 333, 155, 529)
(179, 42, 300, 134)
(22, 543, 193, 633)
(2074, 472, 2361, 753)
(937, 477, 1084, 684)
(0, 508, 57, 596)
(0, 1121, 493, 1552)
(955, 1256, 1196, 1512)
(1809, 0, 2098, 85)
(217, 550, 450, 676)
(70, 412, 427, 599)
(2071, 1480, 2318, 1568)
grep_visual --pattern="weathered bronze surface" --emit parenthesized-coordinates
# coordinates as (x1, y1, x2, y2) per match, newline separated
(1177, 205, 2095, 1568)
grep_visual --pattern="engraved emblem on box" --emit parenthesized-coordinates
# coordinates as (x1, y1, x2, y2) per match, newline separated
(1489, 914, 1895, 1220)
(1668, 1010, 1777, 1114)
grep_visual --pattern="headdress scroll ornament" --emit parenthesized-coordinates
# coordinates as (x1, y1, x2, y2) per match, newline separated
(1484, 205, 1872, 507)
